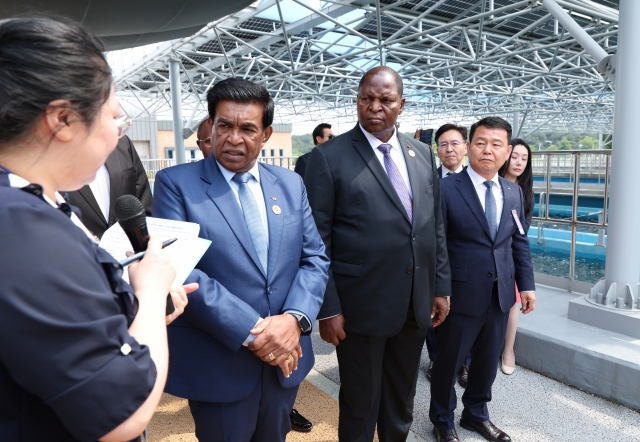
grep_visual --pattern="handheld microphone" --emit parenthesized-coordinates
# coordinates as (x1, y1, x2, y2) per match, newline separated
(114, 195, 175, 315)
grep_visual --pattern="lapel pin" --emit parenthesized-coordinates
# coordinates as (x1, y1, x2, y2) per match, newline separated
(408, 149, 416, 157)
(270, 196, 277, 201)
(272, 205, 281, 215)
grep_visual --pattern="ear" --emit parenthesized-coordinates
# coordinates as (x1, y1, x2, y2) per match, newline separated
(464, 142, 470, 155)
(44, 99, 77, 142)
(261, 125, 273, 146)
(398, 97, 406, 114)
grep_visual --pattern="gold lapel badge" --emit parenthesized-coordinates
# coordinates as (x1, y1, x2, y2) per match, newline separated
(408, 149, 416, 157)
(272, 205, 282, 215)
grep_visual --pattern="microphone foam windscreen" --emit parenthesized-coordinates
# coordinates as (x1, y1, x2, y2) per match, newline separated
(114, 195, 146, 231)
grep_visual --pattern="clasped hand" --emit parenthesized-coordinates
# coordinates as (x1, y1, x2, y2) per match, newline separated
(248, 314, 302, 378)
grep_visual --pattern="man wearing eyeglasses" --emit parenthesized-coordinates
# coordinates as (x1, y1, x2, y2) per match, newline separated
(293, 123, 333, 179)
(423, 124, 472, 387)
(66, 134, 153, 239)
(196, 118, 213, 159)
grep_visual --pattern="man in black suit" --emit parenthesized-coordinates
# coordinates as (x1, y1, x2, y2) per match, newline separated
(423, 124, 471, 386)
(67, 135, 152, 239)
(305, 66, 451, 442)
(293, 123, 333, 179)
(429, 117, 536, 442)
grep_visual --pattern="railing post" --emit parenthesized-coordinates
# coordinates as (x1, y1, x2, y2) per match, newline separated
(569, 153, 580, 280)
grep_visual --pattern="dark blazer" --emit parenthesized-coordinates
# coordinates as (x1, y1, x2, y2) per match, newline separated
(294, 151, 311, 179)
(67, 136, 153, 239)
(152, 157, 329, 402)
(305, 124, 451, 337)
(0, 173, 154, 441)
(440, 168, 534, 316)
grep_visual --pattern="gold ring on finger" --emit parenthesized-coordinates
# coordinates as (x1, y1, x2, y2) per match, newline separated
(267, 352, 275, 361)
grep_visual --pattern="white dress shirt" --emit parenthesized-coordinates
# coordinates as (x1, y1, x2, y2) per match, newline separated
(359, 124, 412, 198)
(216, 160, 269, 249)
(216, 161, 309, 344)
(88, 164, 111, 222)
(466, 165, 503, 230)
(441, 164, 464, 179)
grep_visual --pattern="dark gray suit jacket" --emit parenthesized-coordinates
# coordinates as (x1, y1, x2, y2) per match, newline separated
(67, 136, 153, 239)
(305, 124, 451, 337)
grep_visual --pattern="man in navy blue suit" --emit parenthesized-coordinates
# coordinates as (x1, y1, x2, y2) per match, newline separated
(429, 117, 536, 442)
(152, 78, 329, 442)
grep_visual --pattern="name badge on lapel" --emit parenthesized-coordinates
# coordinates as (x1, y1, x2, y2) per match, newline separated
(511, 209, 525, 235)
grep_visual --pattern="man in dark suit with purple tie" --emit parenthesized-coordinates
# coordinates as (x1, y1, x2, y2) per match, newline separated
(305, 66, 451, 442)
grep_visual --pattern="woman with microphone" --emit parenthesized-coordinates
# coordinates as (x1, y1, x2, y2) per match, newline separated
(0, 17, 196, 441)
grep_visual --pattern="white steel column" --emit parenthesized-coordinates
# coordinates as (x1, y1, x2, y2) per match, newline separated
(603, 0, 640, 299)
(169, 58, 186, 165)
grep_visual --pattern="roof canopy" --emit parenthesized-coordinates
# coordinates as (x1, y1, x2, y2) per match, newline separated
(0, 0, 255, 49)
(112, 0, 619, 136)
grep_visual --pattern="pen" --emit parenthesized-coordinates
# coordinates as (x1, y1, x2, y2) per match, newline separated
(119, 238, 178, 267)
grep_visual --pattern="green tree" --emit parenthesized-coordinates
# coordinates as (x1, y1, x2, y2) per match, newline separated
(556, 137, 573, 150)
(292, 134, 315, 156)
(579, 136, 595, 150)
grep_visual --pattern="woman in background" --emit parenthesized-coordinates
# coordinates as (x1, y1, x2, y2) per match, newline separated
(498, 138, 534, 374)
(0, 17, 195, 441)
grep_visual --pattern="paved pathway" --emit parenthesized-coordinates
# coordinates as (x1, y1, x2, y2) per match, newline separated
(312, 329, 640, 441)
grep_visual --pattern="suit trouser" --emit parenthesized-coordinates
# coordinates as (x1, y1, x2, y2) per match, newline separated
(336, 304, 426, 442)
(187, 363, 298, 442)
(425, 326, 471, 367)
(429, 284, 509, 429)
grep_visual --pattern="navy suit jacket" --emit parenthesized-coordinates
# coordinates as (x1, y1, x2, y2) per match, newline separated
(152, 156, 329, 403)
(440, 168, 534, 316)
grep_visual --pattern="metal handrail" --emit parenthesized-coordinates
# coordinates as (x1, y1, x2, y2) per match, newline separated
(141, 156, 299, 183)
(530, 150, 611, 281)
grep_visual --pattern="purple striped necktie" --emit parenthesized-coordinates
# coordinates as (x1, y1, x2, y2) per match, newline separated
(377, 143, 412, 223)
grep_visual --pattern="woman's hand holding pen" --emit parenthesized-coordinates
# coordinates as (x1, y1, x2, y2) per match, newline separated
(127, 235, 197, 323)
(127, 235, 175, 310)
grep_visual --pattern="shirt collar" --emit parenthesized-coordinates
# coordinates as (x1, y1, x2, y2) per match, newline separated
(216, 160, 261, 185)
(443, 163, 465, 176)
(359, 123, 401, 152)
(467, 164, 500, 189)
(8, 173, 66, 208)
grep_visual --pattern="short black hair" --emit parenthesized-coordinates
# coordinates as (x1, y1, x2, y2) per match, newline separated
(0, 17, 112, 148)
(469, 117, 512, 144)
(206, 77, 274, 129)
(434, 124, 468, 145)
(358, 66, 403, 97)
(312, 123, 332, 146)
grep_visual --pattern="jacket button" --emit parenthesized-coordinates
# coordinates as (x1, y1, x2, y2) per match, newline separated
(407, 267, 413, 274)
(412, 235, 416, 241)
(487, 272, 493, 277)
(267, 286, 272, 294)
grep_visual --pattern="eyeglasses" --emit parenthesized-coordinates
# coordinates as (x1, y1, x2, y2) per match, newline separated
(116, 114, 133, 138)
(327, 134, 335, 140)
(197, 137, 212, 145)
(438, 141, 462, 149)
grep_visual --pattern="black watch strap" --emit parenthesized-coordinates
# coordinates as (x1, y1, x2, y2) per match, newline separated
(289, 312, 311, 333)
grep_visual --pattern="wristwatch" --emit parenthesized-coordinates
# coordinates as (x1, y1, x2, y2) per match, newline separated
(288, 312, 312, 333)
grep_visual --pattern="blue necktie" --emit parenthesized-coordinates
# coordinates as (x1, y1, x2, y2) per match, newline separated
(484, 180, 497, 241)
(232, 172, 268, 272)
(377, 143, 412, 222)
